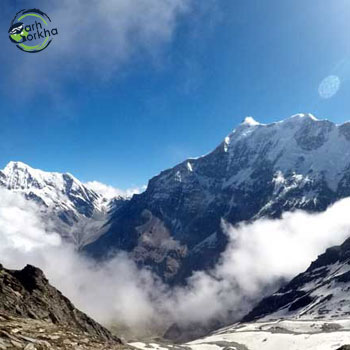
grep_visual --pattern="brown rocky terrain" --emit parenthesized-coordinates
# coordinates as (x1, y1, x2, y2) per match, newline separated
(0, 263, 127, 349)
(0, 312, 128, 349)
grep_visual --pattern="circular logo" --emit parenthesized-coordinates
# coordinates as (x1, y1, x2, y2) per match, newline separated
(8, 9, 58, 53)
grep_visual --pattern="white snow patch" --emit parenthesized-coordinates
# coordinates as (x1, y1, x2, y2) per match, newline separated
(242, 116, 261, 126)
(186, 319, 350, 350)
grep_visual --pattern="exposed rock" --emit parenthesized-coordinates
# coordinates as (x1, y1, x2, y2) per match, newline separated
(0, 263, 122, 345)
(0, 312, 128, 349)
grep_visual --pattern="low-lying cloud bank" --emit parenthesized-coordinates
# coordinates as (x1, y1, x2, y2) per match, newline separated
(1, 187, 350, 338)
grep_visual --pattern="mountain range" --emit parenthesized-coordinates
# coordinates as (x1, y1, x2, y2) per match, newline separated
(3, 113, 350, 284)
(3, 113, 350, 348)
(85, 113, 350, 283)
(0, 161, 126, 247)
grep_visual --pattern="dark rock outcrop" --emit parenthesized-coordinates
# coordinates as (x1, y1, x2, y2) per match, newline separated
(0, 263, 122, 344)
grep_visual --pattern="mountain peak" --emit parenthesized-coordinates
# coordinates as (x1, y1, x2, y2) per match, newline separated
(0, 161, 112, 246)
(241, 116, 260, 126)
(288, 113, 318, 122)
(2, 161, 81, 187)
(3, 160, 32, 173)
(237, 113, 319, 131)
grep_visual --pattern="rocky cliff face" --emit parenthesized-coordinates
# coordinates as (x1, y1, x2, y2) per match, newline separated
(0, 263, 122, 348)
(85, 114, 350, 283)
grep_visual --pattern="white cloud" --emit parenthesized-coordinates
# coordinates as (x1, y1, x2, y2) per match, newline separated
(0, 188, 161, 336)
(169, 199, 350, 325)
(2, 187, 350, 339)
(0, 190, 61, 251)
(85, 180, 146, 199)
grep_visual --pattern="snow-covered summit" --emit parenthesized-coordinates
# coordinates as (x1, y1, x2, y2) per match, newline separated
(222, 114, 350, 192)
(236, 113, 318, 130)
(1, 161, 101, 209)
(4, 160, 30, 173)
(0, 161, 115, 246)
(2, 161, 87, 196)
(288, 112, 318, 121)
(241, 116, 261, 126)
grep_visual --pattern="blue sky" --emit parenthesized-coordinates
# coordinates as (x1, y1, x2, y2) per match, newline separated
(1, 0, 350, 189)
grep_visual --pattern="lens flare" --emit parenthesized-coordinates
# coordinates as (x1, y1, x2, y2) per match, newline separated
(318, 75, 341, 99)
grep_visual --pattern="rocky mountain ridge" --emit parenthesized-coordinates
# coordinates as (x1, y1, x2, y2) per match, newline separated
(85, 114, 350, 283)
(0, 262, 124, 349)
(0, 161, 125, 247)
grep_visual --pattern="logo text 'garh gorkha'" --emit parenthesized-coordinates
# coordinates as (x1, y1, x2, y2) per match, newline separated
(8, 9, 58, 53)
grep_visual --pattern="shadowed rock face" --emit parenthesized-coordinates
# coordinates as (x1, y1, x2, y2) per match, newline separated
(0, 263, 121, 344)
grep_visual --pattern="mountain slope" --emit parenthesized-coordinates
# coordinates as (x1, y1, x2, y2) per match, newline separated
(0, 313, 125, 350)
(243, 235, 350, 322)
(85, 114, 350, 283)
(184, 319, 350, 350)
(0, 161, 124, 246)
(0, 263, 122, 345)
(132, 234, 350, 350)
(153, 236, 350, 350)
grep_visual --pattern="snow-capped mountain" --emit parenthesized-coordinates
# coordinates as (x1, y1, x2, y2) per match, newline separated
(243, 235, 350, 323)
(85, 114, 350, 283)
(0, 161, 122, 246)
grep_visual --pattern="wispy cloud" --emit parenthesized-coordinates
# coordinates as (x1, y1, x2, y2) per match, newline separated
(5, 0, 191, 87)
(1, 0, 193, 118)
(85, 180, 146, 199)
